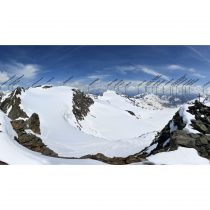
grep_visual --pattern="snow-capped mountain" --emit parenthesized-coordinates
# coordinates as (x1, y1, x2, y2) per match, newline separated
(0, 86, 209, 165)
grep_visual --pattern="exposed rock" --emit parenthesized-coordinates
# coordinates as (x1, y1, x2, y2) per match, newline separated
(72, 89, 94, 121)
(187, 100, 210, 134)
(0, 161, 8, 165)
(126, 110, 136, 116)
(81, 153, 149, 165)
(0, 87, 28, 120)
(42, 85, 52, 89)
(27, 113, 41, 134)
(11, 119, 58, 157)
(140, 101, 210, 160)
(191, 120, 208, 134)
(0, 87, 58, 157)
(171, 130, 196, 148)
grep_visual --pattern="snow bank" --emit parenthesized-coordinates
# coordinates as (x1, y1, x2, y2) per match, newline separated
(148, 147, 210, 165)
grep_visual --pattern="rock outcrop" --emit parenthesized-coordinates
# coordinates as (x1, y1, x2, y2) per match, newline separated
(141, 100, 210, 159)
(27, 113, 41, 134)
(81, 153, 152, 165)
(0, 87, 28, 119)
(72, 89, 94, 121)
(0, 87, 58, 157)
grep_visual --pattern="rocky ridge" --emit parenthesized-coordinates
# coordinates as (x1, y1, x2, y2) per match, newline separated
(72, 89, 94, 122)
(141, 100, 210, 159)
(0, 87, 58, 157)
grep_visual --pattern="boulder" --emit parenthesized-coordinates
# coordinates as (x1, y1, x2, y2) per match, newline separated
(27, 113, 41, 134)
(171, 130, 196, 147)
(191, 120, 208, 134)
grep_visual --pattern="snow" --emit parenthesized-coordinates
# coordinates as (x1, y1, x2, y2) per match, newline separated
(0, 110, 103, 165)
(79, 91, 177, 140)
(134, 93, 165, 110)
(145, 143, 158, 153)
(1, 86, 209, 165)
(19, 87, 177, 157)
(179, 104, 199, 134)
(147, 147, 210, 165)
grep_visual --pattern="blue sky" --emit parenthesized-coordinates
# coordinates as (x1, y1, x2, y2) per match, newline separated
(0, 45, 210, 86)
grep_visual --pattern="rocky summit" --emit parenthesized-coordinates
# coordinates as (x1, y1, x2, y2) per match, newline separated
(142, 100, 210, 159)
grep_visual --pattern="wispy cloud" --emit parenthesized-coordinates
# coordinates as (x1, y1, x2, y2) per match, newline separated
(187, 46, 210, 63)
(167, 64, 206, 79)
(87, 74, 111, 80)
(188, 68, 206, 78)
(0, 71, 9, 83)
(0, 61, 41, 82)
(114, 65, 169, 80)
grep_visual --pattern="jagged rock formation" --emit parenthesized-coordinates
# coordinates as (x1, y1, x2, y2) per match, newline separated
(0, 87, 28, 119)
(188, 101, 210, 134)
(72, 89, 94, 121)
(0, 87, 58, 157)
(11, 119, 57, 157)
(142, 100, 210, 159)
(27, 113, 41, 134)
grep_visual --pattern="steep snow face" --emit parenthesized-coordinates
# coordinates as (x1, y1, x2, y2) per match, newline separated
(19, 87, 177, 157)
(147, 147, 209, 165)
(0, 110, 103, 164)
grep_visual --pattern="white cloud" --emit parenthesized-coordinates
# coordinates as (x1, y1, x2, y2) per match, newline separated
(8, 62, 40, 79)
(167, 64, 206, 79)
(87, 74, 111, 80)
(114, 65, 169, 80)
(187, 46, 210, 63)
(0, 61, 41, 81)
(0, 71, 9, 83)
(168, 64, 185, 70)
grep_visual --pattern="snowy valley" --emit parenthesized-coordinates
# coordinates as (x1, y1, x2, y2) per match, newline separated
(0, 85, 209, 165)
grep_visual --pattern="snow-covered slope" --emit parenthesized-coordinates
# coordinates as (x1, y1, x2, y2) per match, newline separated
(5, 86, 210, 165)
(0, 110, 103, 164)
(147, 147, 209, 165)
(134, 93, 167, 110)
(78, 91, 177, 140)
(17, 87, 177, 158)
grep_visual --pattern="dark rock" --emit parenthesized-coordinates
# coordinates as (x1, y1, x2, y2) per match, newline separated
(173, 112, 186, 130)
(172, 130, 196, 147)
(81, 153, 146, 165)
(11, 114, 58, 157)
(72, 89, 94, 121)
(0, 87, 28, 120)
(126, 110, 136, 116)
(27, 113, 41, 134)
(199, 136, 209, 145)
(42, 85, 52, 89)
(0, 161, 8, 165)
(191, 120, 208, 134)
(139, 101, 210, 160)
